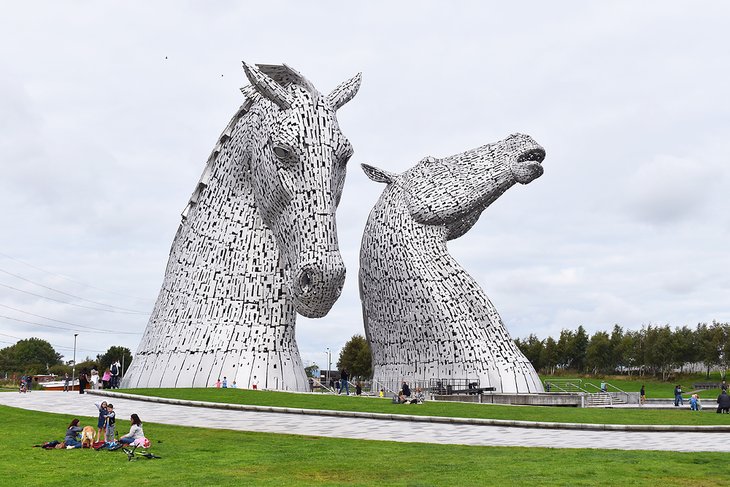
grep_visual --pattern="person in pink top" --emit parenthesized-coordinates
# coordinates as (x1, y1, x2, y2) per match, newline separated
(102, 369, 112, 389)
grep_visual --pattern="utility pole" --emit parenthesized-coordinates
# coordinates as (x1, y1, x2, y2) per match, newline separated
(72, 333, 78, 390)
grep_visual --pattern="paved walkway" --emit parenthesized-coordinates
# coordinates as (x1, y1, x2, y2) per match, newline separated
(1, 391, 728, 452)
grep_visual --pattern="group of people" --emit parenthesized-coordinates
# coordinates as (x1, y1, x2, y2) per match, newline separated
(214, 376, 258, 389)
(63, 402, 145, 449)
(62, 361, 122, 393)
(672, 382, 730, 413)
(396, 381, 425, 404)
(18, 375, 33, 393)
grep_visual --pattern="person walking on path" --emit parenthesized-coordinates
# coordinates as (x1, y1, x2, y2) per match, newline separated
(721, 380, 728, 393)
(90, 368, 99, 390)
(222, 377, 228, 388)
(673, 385, 683, 406)
(340, 370, 349, 395)
(78, 370, 88, 394)
(63, 373, 71, 392)
(102, 369, 111, 389)
(110, 361, 121, 389)
(640, 385, 646, 405)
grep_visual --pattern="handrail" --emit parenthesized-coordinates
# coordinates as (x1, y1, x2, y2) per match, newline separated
(605, 382, 627, 394)
(311, 377, 336, 394)
(543, 379, 591, 394)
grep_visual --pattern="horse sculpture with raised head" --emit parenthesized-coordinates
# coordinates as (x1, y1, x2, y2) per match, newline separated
(123, 62, 361, 391)
(359, 133, 545, 393)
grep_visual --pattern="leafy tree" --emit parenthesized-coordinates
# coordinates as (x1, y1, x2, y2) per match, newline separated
(556, 329, 575, 369)
(621, 329, 642, 375)
(644, 325, 674, 379)
(541, 337, 559, 374)
(571, 326, 589, 372)
(0, 338, 62, 374)
(609, 325, 624, 371)
(519, 334, 544, 371)
(96, 346, 133, 374)
(585, 331, 612, 374)
(673, 325, 700, 374)
(304, 363, 319, 378)
(336, 334, 372, 379)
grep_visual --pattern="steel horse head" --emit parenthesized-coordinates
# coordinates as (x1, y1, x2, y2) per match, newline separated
(241, 63, 361, 318)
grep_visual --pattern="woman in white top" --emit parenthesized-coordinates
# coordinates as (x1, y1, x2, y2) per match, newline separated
(119, 413, 144, 445)
(90, 368, 100, 390)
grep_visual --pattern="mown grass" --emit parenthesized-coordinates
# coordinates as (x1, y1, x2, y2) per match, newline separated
(3, 404, 730, 486)
(119, 388, 730, 426)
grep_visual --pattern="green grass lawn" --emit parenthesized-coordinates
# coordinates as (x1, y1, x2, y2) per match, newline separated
(3, 404, 730, 486)
(119, 388, 730, 426)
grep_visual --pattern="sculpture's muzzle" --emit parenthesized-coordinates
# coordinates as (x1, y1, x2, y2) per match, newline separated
(290, 252, 346, 318)
(510, 147, 545, 184)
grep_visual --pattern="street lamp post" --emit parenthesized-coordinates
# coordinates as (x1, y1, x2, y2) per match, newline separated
(72, 333, 78, 390)
(325, 347, 330, 385)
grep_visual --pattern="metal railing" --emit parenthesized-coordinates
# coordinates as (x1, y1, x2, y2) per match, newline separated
(543, 379, 591, 394)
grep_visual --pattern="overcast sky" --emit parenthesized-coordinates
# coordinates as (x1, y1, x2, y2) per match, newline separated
(1, 1, 728, 369)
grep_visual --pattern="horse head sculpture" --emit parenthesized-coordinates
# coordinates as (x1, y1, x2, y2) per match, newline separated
(359, 133, 546, 393)
(242, 63, 361, 318)
(363, 133, 544, 239)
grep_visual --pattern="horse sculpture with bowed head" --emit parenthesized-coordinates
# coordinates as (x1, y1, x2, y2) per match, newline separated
(359, 133, 546, 393)
(123, 63, 360, 391)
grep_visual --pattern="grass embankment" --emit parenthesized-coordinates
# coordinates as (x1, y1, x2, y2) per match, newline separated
(120, 388, 730, 426)
(542, 375, 723, 398)
(3, 405, 730, 486)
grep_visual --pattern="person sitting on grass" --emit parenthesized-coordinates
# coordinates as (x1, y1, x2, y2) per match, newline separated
(119, 413, 145, 445)
(65, 419, 82, 448)
(413, 387, 425, 404)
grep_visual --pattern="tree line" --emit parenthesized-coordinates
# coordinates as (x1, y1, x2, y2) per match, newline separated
(514, 321, 730, 379)
(0, 337, 132, 378)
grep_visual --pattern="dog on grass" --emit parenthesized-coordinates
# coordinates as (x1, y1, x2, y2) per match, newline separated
(81, 426, 96, 448)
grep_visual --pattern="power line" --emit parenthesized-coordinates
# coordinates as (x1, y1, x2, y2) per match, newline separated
(0, 250, 154, 302)
(0, 303, 143, 333)
(0, 282, 149, 315)
(0, 314, 142, 335)
(0, 267, 150, 313)
(0, 332, 107, 354)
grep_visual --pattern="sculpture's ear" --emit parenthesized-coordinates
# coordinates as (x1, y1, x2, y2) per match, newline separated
(242, 61, 293, 110)
(327, 73, 362, 110)
(361, 163, 396, 184)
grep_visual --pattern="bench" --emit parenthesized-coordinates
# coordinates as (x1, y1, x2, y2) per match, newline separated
(693, 383, 722, 390)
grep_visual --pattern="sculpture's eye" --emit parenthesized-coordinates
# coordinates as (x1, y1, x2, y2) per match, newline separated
(273, 145, 291, 160)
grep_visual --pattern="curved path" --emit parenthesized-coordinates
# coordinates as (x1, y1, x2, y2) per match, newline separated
(1, 391, 728, 452)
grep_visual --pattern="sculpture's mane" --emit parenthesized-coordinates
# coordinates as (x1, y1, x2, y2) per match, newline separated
(181, 64, 318, 221)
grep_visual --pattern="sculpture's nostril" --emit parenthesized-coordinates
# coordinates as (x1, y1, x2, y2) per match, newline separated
(299, 271, 313, 293)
